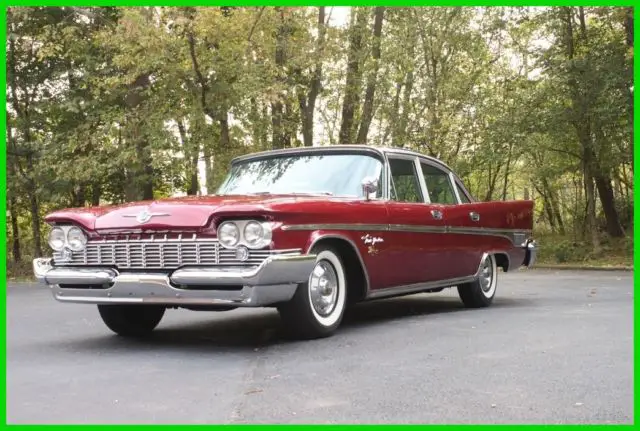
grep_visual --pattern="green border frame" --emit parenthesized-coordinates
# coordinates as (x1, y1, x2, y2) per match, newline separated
(1, 1, 636, 427)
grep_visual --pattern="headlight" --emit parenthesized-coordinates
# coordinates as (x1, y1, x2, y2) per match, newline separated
(218, 221, 240, 247)
(48, 228, 65, 251)
(67, 226, 87, 251)
(243, 221, 272, 248)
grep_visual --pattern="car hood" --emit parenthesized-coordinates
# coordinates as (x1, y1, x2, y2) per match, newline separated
(44, 194, 336, 232)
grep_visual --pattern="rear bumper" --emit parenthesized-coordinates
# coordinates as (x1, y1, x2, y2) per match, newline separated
(32, 254, 316, 307)
(523, 239, 537, 268)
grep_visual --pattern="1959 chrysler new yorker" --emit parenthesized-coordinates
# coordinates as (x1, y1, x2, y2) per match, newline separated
(33, 145, 537, 339)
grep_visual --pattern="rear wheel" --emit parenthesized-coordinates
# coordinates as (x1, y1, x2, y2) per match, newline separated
(97, 304, 166, 337)
(457, 254, 497, 308)
(278, 245, 347, 340)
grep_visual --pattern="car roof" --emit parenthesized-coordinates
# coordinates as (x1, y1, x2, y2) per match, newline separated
(231, 145, 455, 173)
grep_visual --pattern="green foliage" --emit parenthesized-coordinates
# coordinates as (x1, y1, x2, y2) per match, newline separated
(6, 6, 633, 266)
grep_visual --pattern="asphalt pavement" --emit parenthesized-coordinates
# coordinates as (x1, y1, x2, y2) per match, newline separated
(6, 269, 634, 424)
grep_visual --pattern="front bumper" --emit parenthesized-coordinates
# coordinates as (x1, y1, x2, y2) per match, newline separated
(33, 254, 316, 307)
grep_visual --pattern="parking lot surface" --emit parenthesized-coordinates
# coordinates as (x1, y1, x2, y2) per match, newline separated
(6, 269, 633, 424)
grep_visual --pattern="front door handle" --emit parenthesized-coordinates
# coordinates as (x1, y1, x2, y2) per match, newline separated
(469, 211, 480, 222)
(431, 209, 443, 220)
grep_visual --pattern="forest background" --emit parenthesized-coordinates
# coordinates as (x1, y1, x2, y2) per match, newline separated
(5, 6, 634, 277)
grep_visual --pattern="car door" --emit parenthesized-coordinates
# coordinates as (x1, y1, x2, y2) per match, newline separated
(420, 160, 483, 279)
(381, 155, 449, 289)
(418, 160, 481, 280)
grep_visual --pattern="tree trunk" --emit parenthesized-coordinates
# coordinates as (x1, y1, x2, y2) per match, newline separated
(583, 160, 600, 249)
(501, 142, 513, 200)
(177, 119, 199, 196)
(592, 124, 625, 237)
(272, 7, 291, 149)
(203, 144, 215, 194)
(219, 111, 231, 150)
(564, 7, 598, 248)
(9, 195, 21, 262)
(384, 81, 402, 145)
(7, 19, 42, 257)
(137, 140, 154, 201)
(6, 115, 21, 262)
(594, 171, 624, 237)
(534, 184, 556, 230)
(74, 185, 87, 207)
(91, 183, 101, 206)
(28, 183, 42, 257)
(338, 8, 368, 145)
(623, 7, 633, 165)
(356, 7, 385, 145)
(542, 178, 565, 235)
(298, 7, 325, 147)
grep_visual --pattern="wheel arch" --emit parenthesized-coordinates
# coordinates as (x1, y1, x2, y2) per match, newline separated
(493, 251, 511, 272)
(306, 234, 369, 303)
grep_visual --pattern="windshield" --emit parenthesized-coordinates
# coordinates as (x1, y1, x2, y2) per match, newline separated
(217, 152, 384, 197)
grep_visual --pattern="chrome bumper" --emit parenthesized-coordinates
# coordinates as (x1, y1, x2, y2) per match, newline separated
(32, 254, 316, 307)
(524, 239, 537, 268)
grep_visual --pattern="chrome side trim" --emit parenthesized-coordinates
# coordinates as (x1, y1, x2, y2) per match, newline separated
(282, 223, 389, 232)
(308, 234, 371, 294)
(282, 223, 531, 244)
(366, 251, 489, 300)
(366, 274, 475, 300)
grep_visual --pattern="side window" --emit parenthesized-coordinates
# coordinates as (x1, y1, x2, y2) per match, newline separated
(389, 158, 424, 203)
(421, 163, 458, 205)
(456, 182, 471, 203)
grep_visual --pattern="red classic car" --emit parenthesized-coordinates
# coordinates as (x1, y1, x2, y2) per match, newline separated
(33, 145, 537, 339)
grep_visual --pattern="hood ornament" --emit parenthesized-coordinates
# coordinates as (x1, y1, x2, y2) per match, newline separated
(122, 208, 170, 224)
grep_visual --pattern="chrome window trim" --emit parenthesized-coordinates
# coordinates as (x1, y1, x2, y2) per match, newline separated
(415, 157, 460, 205)
(454, 178, 474, 203)
(415, 158, 431, 204)
(449, 171, 462, 204)
(385, 154, 425, 203)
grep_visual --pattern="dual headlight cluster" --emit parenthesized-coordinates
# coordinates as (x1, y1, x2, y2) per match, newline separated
(48, 226, 88, 252)
(217, 220, 272, 249)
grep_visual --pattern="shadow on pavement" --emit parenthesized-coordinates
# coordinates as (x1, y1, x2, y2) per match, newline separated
(40, 292, 534, 354)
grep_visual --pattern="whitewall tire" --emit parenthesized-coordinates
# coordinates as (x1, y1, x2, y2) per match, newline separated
(457, 253, 498, 308)
(278, 245, 348, 339)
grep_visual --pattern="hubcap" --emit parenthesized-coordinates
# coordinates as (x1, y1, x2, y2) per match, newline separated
(480, 256, 494, 293)
(309, 260, 339, 317)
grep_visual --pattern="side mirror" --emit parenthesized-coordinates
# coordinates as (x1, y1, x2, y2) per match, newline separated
(361, 177, 379, 201)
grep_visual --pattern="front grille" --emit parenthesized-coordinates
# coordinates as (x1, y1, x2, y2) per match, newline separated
(52, 233, 300, 269)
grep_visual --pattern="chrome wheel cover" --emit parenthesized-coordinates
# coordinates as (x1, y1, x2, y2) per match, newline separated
(480, 256, 494, 293)
(309, 260, 339, 317)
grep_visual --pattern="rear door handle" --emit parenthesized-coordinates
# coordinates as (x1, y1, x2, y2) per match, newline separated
(431, 209, 443, 220)
(469, 211, 480, 222)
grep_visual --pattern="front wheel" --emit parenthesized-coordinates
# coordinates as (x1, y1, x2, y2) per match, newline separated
(457, 253, 498, 308)
(97, 304, 166, 337)
(278, 246, 348, 340)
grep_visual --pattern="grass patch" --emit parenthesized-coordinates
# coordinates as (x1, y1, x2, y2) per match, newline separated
(536, 234, 633, 268)
(7, 259, 37, 282)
